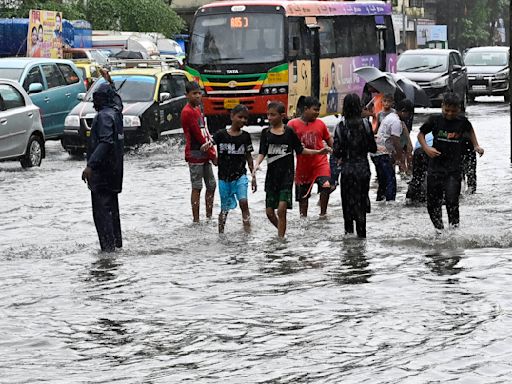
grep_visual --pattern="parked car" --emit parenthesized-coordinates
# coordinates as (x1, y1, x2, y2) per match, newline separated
(0, 58, 86, 139)
(397, 49, 468, 109)
(0, 79, 45, 168)
(61, 66, 193, 155)
(464, 46, 509, 102)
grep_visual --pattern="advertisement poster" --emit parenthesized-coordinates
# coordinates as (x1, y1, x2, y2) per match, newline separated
(27, 9, 63, 58)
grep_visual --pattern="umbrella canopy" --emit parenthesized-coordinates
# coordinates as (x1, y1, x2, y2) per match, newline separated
(112, 50, 147, 59)
(390, 73, 430, 107)
(354, 66, 399, 95)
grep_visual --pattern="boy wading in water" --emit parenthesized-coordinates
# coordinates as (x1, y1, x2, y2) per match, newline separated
(287, 96, 333, 218)
(417, 93, 484, 230)
(181, 81, 217, 223)
(201, 105, 256, 233)
(253, 101, 331, 239)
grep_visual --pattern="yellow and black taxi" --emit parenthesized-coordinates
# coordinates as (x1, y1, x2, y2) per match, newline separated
(62, 67, 193, 155)
(74, 61, 101, 90)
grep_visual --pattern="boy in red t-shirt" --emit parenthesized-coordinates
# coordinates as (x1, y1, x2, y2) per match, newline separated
(288, 97, 333, 218)
(181, 81, 217, 223)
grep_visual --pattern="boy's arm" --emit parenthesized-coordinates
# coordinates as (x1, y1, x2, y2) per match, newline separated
(252, 154, 265, 176)
(246, 152, 257, 192)
(418, 116, 441, 158)
(467, 122, 484, 156)
(418, 131, 441, 158)
(184, 110, 207, 145)
(302, 147, 332, 156)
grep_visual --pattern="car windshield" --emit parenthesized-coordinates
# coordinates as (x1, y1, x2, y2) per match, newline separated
(397, 54, 447, 72)
(0, 68, 24, 81)
(189, 13, 284, 65)
(464, 51, 508, 66)
(86, 75, 156, 102)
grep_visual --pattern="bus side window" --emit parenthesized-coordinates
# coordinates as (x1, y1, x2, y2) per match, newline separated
(335, 16, 353, 57)
(318, 18, 336, 57)
(288, 19, 304, 59)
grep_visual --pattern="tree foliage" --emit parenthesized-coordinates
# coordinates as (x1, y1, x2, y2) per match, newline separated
(0, 0, 184, 37)
(85, 0, 184, 37)
(436, 0, 509, 50)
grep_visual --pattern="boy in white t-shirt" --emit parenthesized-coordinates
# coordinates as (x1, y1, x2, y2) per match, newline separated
(372, 99, 414, 201)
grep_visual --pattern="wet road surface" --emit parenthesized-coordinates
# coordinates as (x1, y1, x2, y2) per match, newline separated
(1, 99, 512, 383)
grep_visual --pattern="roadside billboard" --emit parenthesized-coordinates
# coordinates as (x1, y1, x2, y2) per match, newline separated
(27, 9, 63, 58)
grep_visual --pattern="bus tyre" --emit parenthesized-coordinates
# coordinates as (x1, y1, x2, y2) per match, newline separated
(20, 134, 43, 168)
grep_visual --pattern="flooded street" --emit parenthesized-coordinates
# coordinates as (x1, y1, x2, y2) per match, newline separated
(1, 99, 512, 383)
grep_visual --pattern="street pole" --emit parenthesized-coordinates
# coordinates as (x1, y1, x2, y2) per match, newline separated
(402, 0, 407, 49)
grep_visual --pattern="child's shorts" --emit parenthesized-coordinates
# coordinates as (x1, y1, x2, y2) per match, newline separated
(219, 175, 248, 212)
(265, 188, 293, 210)
(189, 162, 216, 191)
(295, 176, 331, 201)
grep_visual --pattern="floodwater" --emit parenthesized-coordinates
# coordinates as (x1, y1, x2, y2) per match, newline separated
(1, 99, 512, 383)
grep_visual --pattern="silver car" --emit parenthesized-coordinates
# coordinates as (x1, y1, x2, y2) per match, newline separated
(465, 46, 509, 102)
(0, 79, 45, 168)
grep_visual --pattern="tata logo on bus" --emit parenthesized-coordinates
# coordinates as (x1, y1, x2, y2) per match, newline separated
(228, 81, 238, 88)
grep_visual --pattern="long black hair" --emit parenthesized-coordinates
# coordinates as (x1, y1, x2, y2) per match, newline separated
(342, 93, 362, 121)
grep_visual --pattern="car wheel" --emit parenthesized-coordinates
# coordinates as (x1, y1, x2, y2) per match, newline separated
(20, 134, 43, 168)
(505, 92, 510, 103)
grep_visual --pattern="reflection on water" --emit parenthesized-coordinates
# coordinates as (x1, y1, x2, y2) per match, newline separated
(1, 102, 512, 382)
(425, 249, 463, 277)
(331, 239, 372, 285)
(88, 255, 121, 283)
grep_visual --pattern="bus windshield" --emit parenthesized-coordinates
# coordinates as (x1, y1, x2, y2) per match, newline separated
(189, 13, 284, 65)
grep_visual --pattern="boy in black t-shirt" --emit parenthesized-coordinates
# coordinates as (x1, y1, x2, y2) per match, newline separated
(417, 93, 484, 230)
(253, 101, 331, 239)
(201, 105, 256, 234)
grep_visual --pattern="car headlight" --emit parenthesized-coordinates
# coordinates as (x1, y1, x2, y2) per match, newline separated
(123, 115, 141, 127)
(495, 70, 509, 80)
(431, 76, 448, 88)
(65, 115, 80, 127)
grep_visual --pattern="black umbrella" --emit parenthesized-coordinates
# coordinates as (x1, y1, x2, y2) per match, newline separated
(389, 73, 430, 107)
(354, 66, 400, 95)
(112, 50, 146, 59)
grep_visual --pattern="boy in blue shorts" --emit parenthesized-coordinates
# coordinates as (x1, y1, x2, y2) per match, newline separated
(201, 105, 256, 234)
(253, 101, 331, 239)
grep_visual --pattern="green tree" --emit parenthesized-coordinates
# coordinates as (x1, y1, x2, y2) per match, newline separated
(0, 0, 184, 37)
(85, 0, 184, 37)
(0, 1, 86, 19)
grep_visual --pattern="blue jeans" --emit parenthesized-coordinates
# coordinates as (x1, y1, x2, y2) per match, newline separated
(373, 155, 396, 201)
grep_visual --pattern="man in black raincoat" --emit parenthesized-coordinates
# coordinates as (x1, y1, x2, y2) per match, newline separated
(82, 82, 124, 252)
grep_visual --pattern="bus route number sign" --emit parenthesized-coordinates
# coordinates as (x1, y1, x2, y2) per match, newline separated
(230, 16, 249, 29)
